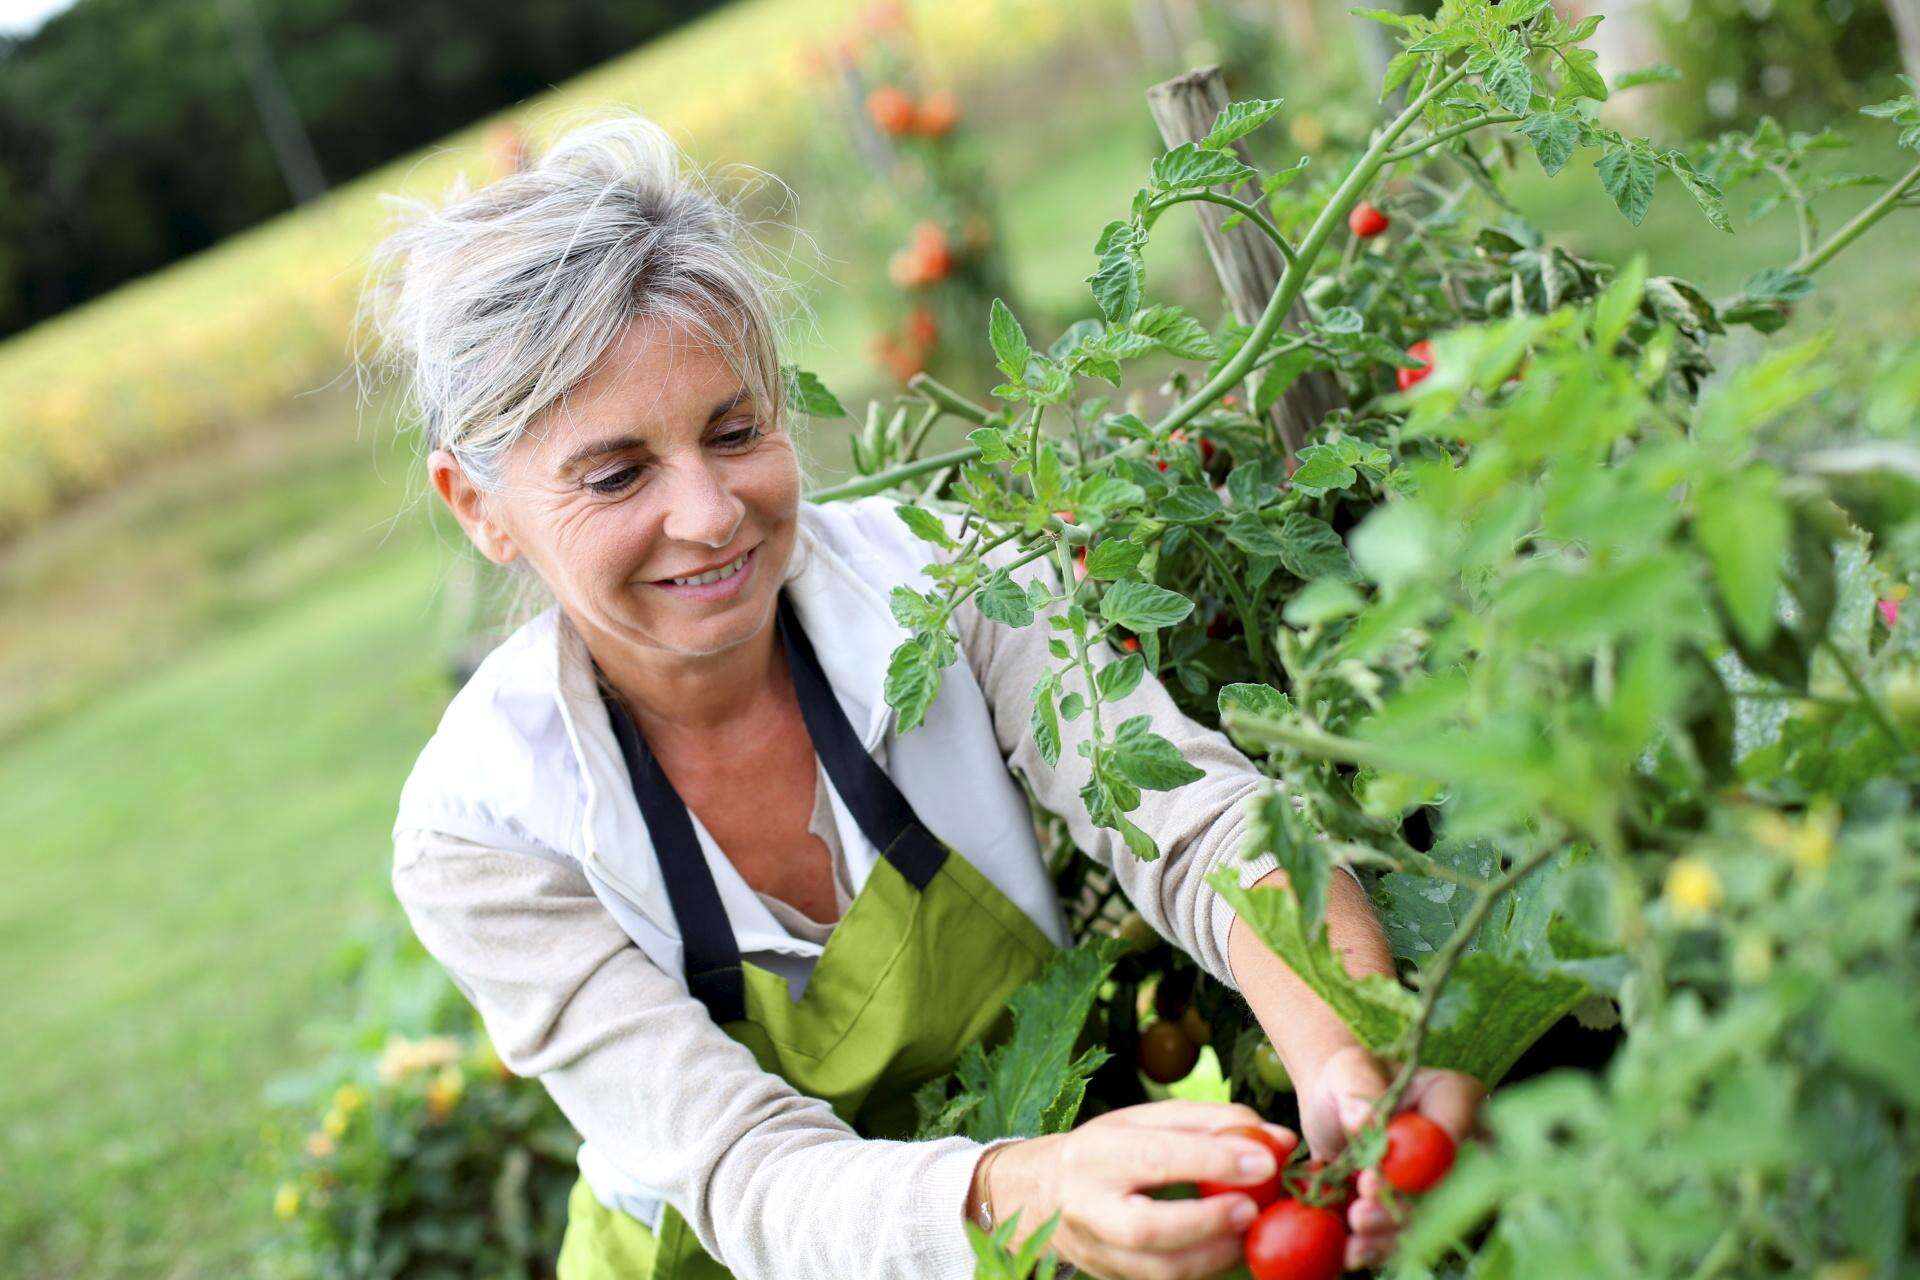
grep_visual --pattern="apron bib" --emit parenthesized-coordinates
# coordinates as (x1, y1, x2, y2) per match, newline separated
(556, 593, 1059, 1280)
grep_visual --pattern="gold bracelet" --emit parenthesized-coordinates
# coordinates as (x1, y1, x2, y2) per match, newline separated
(973, 1143, 1006, 1233)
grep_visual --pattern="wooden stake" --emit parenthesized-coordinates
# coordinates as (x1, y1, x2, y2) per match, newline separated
(1146, 65, 1341, 457)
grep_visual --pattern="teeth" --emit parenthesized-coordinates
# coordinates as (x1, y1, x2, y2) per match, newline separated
(670, 552, 748, 587)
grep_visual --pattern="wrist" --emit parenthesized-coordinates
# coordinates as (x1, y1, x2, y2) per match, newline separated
(965, 1140, 1014, 1233)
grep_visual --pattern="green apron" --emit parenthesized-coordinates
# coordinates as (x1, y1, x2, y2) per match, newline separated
(556, 592, 1060, 1280)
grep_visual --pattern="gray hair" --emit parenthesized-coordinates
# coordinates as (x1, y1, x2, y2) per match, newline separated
(356, 109, 815, 626)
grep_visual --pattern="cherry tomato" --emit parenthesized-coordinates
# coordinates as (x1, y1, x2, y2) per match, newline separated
(1244, 1197, 1348, 1280)
(1396, 339, 1436, 392)
(1137, 1020, 1199, 1084)
(1380, 1112, 1456, 1194)
(1253, 1041, 1292, 1092)
(1197, 1124, 1297, 1208)
(913, 89, 959, 138)
(865, 85, 915, 136)
(1348, 200, 1390, 239)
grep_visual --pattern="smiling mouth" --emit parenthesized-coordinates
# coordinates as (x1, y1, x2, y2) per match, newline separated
(656, 549, 751, 587)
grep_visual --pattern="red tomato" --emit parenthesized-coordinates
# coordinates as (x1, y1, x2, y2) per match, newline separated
(913, 90, 959, 138)
(865, 86, 915, 136)
(1197, 1124, 1297, 1209)
(1348, 200, 1390, 238)
(1244, 1197, 1348, 1280)
(1119, 636, 1141, 653)
(1137, 1020, 1199, 1084)
(1381, 1112, 1456, 1193)
(1396, 339, 1436, 392)
(904, 306, 939, 347)
(1073, 547, 1088, 583)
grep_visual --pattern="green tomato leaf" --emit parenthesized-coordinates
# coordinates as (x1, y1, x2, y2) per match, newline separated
(886, 631, 954, 734)
(1087, 221, 1146, 325)
(1276, 513, 1358, 582)
(952, 939, 1124, 1140)
(1202, 97, 1285, 149)
(969, 426, 1014, 463)
(1149, 142, 1257, 193)
(1096, 652, 1147, 702)
(1696, 468, 1788, 651)
(1085, 538, 1145, 580)
(1029, 671, 1062, 768)
(1109, 714, 1205, 790)
(1289, 444, 1360, 493)
(1133, 304, 1219, 360)
(894, 503, 958, 550)
(780, 365, 847, 419)
(977, 568, 1037, 628)
(989, 298, 1033, 384)
(1597, 142, 1658, 225)
(1100, 581, 1196, 631)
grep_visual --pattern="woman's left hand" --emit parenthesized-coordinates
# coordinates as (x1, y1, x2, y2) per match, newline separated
(1297, 1044, 1485, 1271)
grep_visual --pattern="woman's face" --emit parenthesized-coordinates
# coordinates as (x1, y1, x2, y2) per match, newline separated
(440, 312, 801, 667)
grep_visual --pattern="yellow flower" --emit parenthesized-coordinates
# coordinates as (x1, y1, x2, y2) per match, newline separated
(1664, 857, 1722, 920)
(425, 1065, 466, 1123)
(273, 1183, 301, 1221)
(376, 1034, 465, 1085)
(304, 1131, 337, 1160)
(322, 1107, 349, 1140)
(1748, 803, 1838, 875)
(332, 1083, 368, 1114)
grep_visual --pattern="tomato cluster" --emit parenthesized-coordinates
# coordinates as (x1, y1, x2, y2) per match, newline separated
(864, 85, 960, 139)
(1192, 1113, 1457, 1279)
(887, 221, 955, 289)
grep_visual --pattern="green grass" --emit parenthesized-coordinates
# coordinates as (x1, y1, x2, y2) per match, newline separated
(4, 29, 1917, 1278)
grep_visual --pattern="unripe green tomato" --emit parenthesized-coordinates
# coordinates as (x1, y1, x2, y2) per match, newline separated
(1179, 1004, 1210, 1045)
(1254, 1041, 1292, 1092)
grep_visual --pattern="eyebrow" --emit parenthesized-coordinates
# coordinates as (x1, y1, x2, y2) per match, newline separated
(557, 387, 751, 473)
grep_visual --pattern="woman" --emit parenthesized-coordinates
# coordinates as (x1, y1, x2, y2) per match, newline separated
(370, 114, 1481, 1280)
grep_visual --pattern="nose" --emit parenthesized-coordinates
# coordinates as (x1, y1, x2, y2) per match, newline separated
(658, 452, 745, 549)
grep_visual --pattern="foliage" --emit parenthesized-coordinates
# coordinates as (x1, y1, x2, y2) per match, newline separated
(0, 0, 1126, 541)
(0, 0, 727, 341)
(258, 921, 579, 1279)
(801, 2, 1920, 1273)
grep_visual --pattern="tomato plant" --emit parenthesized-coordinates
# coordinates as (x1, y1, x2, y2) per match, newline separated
(842, 8, 1920, 1278)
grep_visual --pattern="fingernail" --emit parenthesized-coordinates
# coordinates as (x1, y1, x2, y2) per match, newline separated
(1339, 1096, 1374, 1131)
(1239, 1153, 1274, 1176)
(1230, 1200, 1257, 1227)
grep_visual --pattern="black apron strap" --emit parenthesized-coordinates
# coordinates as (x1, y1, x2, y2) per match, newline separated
(594, 590, 950, 1025)
(774, 593, 948, 890)
(600, 683, 747, 1025)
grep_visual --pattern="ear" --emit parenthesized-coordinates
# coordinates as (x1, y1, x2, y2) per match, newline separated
(428, 449, 520, 567)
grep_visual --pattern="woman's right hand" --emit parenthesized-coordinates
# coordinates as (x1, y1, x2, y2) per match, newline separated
(980, 1099, 1294, 1280)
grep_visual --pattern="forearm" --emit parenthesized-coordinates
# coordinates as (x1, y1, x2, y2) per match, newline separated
(1227, 865, 1395, 1087)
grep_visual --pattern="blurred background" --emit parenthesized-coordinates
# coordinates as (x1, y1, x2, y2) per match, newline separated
(0, 0, 1913, 1275)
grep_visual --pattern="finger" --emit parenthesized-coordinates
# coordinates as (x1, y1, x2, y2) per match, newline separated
(1083, 1228, 1249, 1280)
(1403, 1070, 1485, 1142)
(1079, 1125, 1282, 1191)
(1073, 1188, 1258, 1254)
(1110, 1098, 1268, 1133)
(1348, 1195, 1400, 1234)
(1346, 1227, 1398, 1272)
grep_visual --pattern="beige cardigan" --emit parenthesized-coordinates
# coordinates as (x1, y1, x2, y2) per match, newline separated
(391, 531, 1291, 1280)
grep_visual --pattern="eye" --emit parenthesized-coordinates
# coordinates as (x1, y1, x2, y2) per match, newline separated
(585, 465, 642, 495)
(713, 419, 765, 450)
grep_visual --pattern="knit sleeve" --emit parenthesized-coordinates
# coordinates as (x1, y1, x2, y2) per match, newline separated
(390, 827, 990, 1280)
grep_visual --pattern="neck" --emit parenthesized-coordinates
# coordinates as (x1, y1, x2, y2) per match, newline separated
(582, 606, 785, 739)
